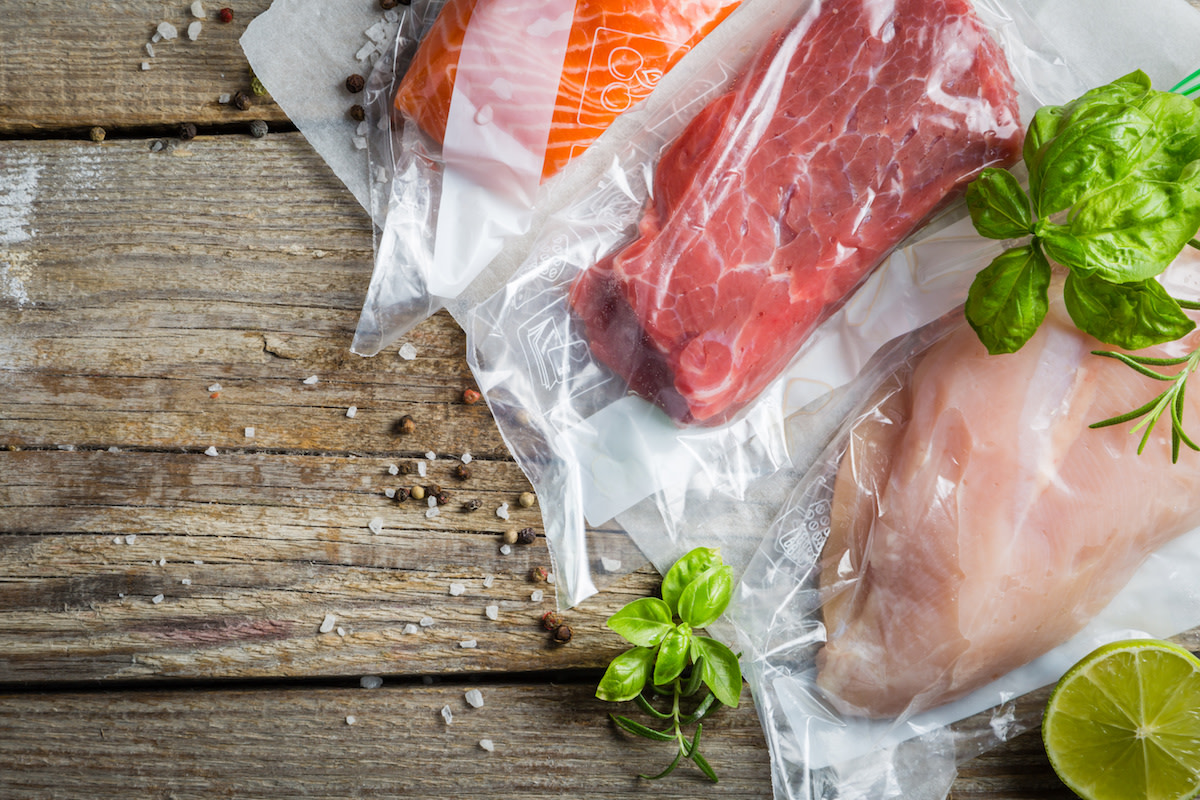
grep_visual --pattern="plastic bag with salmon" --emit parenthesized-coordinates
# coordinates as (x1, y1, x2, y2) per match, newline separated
(349, 0, 745, 355)
(728, 250, 1200, 799)
(463, 0, 1102, 607)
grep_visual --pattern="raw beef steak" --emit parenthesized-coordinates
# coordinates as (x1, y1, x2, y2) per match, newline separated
(570, 0, 1023, 425)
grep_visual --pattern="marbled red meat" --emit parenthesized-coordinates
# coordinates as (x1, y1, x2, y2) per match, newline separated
(570, 0, 1023, 424)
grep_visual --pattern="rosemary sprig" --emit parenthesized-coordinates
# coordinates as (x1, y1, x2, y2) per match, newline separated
(610, 666, 721, 781)
(1089, 344, 1200, 462)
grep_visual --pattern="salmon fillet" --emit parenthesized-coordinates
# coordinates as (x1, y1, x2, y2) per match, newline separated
(393, 0, 742, 181)
(569, 0, 1022, 425)
(817, 298, 1200, 718)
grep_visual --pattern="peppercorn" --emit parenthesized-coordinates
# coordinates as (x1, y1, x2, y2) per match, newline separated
(501, 529, 519, 545)
(178, 122, 197, 141)
(541, 611, 564, 631)
(397, 462, 413, 475)
(232, 91, 251, 111)
(426, 484, 442, 497)
(462, 388, 482, 405)
(453, 464, 470, 481)
(464, 498, 482, 512)
(395, 415, 416, 435)
(530, 566, 549, 583)
(345, 74, 365, 94)
(435, 490, 450, 506)
(349, 104, 366, 122)
(552, 625, 573, 644)
(89, 126, 106, 142)
(217, 7, 233, 23)
(380, 0, 398, 8)
(410, 485, 426, 501)
(516, 527, 536, 545)
(248, 119, 268, 138)
(394, 486, 410, 503)
(518, 491, 536, 509)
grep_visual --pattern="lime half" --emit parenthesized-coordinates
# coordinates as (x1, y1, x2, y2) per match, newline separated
(1043, 639, 1200, 800)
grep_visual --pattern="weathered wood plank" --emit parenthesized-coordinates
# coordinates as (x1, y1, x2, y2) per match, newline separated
(0, 0, 288, 134)
(0, 681, 774, 799)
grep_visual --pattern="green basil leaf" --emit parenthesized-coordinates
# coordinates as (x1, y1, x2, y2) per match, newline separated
(596, 646, 655, 702)
(606, 597, 675, 647)
(1131, 90, 1200, 176)
(1032, 102, 1156, 217)
(661, 547, 722, 617)
(1063, 272, 1196, 350)
(1023, 103, 1065, 183)
(966, 167, 1034, 240)
(1045, 169, 1200, 282)
(652, 625, 692, 686)
(964, 244, 1052, 354)
(678, 564, 734, 629)
(692, 636, 742, 708)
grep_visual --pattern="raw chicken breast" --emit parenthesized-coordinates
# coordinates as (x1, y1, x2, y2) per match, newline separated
(817, 297, 1200, 718)
(394, 0, 742, 180)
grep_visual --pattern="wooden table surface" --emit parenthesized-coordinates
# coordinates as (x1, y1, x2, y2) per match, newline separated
(2, 2, 1197, 798)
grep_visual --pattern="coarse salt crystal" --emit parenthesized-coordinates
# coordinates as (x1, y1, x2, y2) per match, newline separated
(346, 715, 356, 725)
(355, 41, 377, 61)
(337, 627, 346, 637)
(191, 0, 206, 17)
(187, 21, 202, 40)
(125, 534, 137, 544)
(403, 623, 419, 634)
(218, 93, 231, 104)
(417, 461, 427, 478)
(108, 446, 121, 453)
(193, 560, 204, 565)
(302, 375, 319, 385)
(388, 464, 399, 475)
(479, 739, 495, 752)
(151, 594, 165, 604)
(427, 496, 438, 509)
(485, 605, 499, 621)
(419, 616, 435, 627)
(207, 382, 222, 393)
(244, 427, 255, 438)
(181, 578, 192, 585)
(425, 507, 440, 519)
(352, 136, 368, 151)
(499, 544, 512, 556)
(145, 43, 155, 57)
(461, 453, 472, 464)
(360, 675, 383, 689)
(356, 121, 370, 136)
(368, 517, 384, 534)
(459, 639, 477, 649)
(319, 613, 337, 633)
(346, 406, 358, 418)
(465, 689, 484, 708)
(204, 446, 219, 457)
(157, 21, 177, 40)
(496, 503, 510, 520)
(152, 32, 162, 42)
(365, 21, 387, 42)
(113, 536, 122, 544)
(424, 451, 437, 461)
(440, 705, 453, 724)
(482, 574, 495, 589)
(530, 589, 544, 602)
(398, 343, 417, 360)
(158, 557, 167, 566)
(141, 62, 152, 71)
(601, 557, 622, 572)
(383, 8, 399, 22)
(449, 583, 465, 596)
(384, 488, 396, 499)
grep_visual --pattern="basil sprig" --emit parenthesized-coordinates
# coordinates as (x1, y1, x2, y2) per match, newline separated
(966, 70, 1200, 354)
(965, 70, 1200, 460)
(596, 546, 742, 782)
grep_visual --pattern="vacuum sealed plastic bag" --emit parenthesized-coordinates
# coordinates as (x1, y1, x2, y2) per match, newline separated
(351, 0, 744, 354)
(731, 254, 1200, 799)
(467, 0, 1082, 607)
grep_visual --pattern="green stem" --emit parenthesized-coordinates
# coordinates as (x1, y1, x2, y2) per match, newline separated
(1189, 238, 1200, 251)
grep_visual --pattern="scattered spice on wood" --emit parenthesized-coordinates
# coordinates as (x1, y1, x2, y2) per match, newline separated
(529, 566, 549, 582)
(319, 613, 337, 633)
(179, 122, 197, 141)
(380, 0, 399, 8)
(435, 490, 450, 506)
(453, 464, 470, 481)
(395, 415, 416, 435)
(464, 498, 482, 511)
(462, 388, 482, 405)
(349, 104, 366, 122)
(541, 611, 564, 631)
(232, 91, 252, 110)
(345, 74, 366, 93)
(516, 527, 536, 545)
(410, 485, 426, 501)
(552, 625, 573, 644)
(518, 491, 536, 508)
(501, 529, 519, 545)
(89, 126, 106, 142)
(217, 7, 233, 23)
(249, 119, 268, 138)
(394, 486, 410, 503)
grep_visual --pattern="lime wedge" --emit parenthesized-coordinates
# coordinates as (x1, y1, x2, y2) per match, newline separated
(1043, 639, 1200, 800)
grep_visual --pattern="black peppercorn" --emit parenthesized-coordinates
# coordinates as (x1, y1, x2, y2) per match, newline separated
(453, 464, 471, 481)
(435, 490, 450, 506)
(248, 119, 268, 139)
(345, 74, 366, 94)
(516, 527, 536, 545)
(394, 486, 410, 503)
(395, 415, 416, 435)
(380, 0, 398, 8)
(552, 625, 573, 644)
(178, 122, 197, 141)
(464, 498, 482, 512)
(232, 91, 252, 111)
(349, 104, 366, 122)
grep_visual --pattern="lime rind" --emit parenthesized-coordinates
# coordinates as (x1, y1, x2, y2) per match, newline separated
(1044, 639, 1200, 800)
